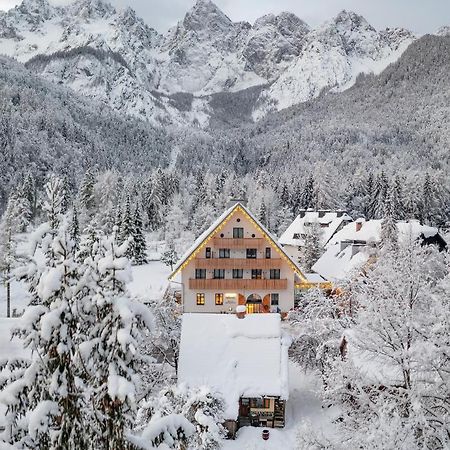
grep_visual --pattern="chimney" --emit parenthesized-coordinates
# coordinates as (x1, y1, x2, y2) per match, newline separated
(236, 305, 246, 319)
(355, 218, 365, 232)
(228, 198, 247, 208)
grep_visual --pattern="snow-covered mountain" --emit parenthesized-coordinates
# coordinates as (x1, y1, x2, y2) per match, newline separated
(0, 0, 417, 125)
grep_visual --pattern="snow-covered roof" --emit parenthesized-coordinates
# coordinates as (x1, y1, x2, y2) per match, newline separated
(178, 313, 289, 420)
(169, 202, 308, 282)
(313, 220, 442, 282)
(327, 220, 440, 247)
(279, 210, 352, 248)
(312, 242, 371, 282)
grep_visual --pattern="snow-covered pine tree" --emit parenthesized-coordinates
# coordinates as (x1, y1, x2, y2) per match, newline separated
(301, 175, 315, 209)
(69, 206, 80, 252)
(1, 220, 87, 449)
(132, 205, 147, 265)
(78, 233, 152, 449)
(43, 174, 65, 232)
(118, 196, 134, 258)
(298, 221, 323, 272)
(134, 385, 225, 450)
(258, 200, 268, 228)
(380, 186, 399, 250)
(79, 168, 95, 218)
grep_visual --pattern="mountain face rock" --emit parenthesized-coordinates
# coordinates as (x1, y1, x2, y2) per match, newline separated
(0, 0, 419, 126)
(253, 10, 415, 119)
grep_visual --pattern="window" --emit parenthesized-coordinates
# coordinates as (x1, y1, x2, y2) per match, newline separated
(265, 247, 271, 259)
(271, 293, 279, 306)
(251, 269, 262, 279)
(219, 248, 230, 258)
(232, 269, 243, 279)
(205, 247, 211, 259)
(270, 269, 281, 279)
(195, 269, 206, 279)
(246, 248, 257, 259)
(213, 269, 225, 279)
(196, 293, 205, 305)
(233, 227, 244, 238)
(249, 397, 270, 408)
(215, 293, 224, 305)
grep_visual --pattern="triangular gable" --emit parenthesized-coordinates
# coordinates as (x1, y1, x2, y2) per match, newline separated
(169, 202, 308, 282)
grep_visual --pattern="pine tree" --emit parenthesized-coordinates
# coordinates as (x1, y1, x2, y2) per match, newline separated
(298, 222, 323, 272)
(80, 233, 152, 449)
(380, 187, 398, 250)
(258, 200, 268, 228)
(79, 168, 95, 216)
(43, 174, 65, 232)
(301, 175, 315, 210)
(69, 206, 80, 252)
(132, 205, 147, 265)
(119, 196, 134, 259)
(2, 220, 87, 449)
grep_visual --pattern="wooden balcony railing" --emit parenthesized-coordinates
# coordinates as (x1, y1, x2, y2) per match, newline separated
(189, 279, 288, 290)
(212, 237, 265, 249)
(194, 258, 282, 270)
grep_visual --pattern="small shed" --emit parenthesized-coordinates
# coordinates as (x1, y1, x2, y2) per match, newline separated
(178, 313, 289, 437)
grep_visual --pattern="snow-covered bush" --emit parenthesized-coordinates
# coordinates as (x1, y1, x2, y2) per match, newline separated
(135, 385, 226, 450)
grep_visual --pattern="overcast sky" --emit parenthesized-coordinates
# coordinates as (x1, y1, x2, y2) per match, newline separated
(1, 0, 448, 34)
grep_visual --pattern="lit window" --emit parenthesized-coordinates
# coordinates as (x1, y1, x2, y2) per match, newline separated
(233, 227, 244, 238)
(195, 269, 206, 279)
(215, 293, 224, 305)
(251, 269, 262, 279)
(270, 269, 280, 280)
(196, 293, 205, 305)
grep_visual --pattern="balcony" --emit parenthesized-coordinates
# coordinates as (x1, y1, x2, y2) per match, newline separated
(194, 258, 282, 270)
(212, 237, 265, 249)
(189, 279, 288, 290)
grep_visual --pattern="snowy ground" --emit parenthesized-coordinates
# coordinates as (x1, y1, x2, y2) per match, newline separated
(223, 363, 334, 450)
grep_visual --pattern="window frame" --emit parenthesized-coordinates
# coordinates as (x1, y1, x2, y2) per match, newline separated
(265, 247, 271, 259)
(215, 293, 224, 305)
(213, 269, 225, 279)
(270, 269, 281, 280)
(251, 269, 262, 280)
(232, 268, 243, 279)
(271, 293, 279, 306)
(246, 248, 257, 259)
(219, 248, 230, 259)
(205, 247, 212, 259)
(233, 227, 244, 238)
(195, 268, 206, 279)
(196, 293, 205, 305)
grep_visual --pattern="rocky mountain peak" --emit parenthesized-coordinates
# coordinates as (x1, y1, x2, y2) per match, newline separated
(15, 0, 55, 23)
(68, 0, 116, 21)
(333, 9, 373, 31)
(436, 25, 450, 36)
(183, 0, 234, 33)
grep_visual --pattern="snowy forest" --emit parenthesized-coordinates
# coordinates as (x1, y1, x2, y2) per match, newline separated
(0, 0, 449, 448)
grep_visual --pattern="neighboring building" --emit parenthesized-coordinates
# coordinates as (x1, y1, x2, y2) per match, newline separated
(279, 209, 352, 261)
(169, 201, 330, 315)
(178, 312, 289, 437)
(313, 219, 447, 282)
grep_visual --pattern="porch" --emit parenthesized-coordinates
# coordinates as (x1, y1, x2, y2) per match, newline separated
(238, 397, 286, 429)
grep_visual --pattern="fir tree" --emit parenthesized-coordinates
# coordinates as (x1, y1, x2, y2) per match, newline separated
(79, 168, 95, 215)
(298, 222, 323, 272)
(301, 175, 315, 210)
(258, 200, 268, 228)
(119, 196, 134, 259)
(161, 240, 178, 271)
(69, 206, 80, 252)
(43, 174, 65, 232)
(132, 205, 147, 265)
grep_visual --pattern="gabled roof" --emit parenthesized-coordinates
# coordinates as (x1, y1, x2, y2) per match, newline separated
(178, 313, 289, 420)
(169, 202, 308, 282)
(279, 210, 352, 248)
